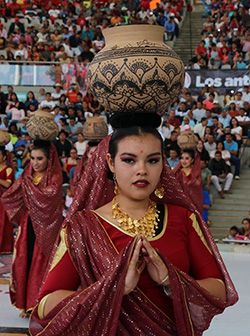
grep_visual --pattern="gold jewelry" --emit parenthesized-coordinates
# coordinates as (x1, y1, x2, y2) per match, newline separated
(154, 186, 165, 199)
(111, 197, 160, 238)
(160, 273, 169, 285)
(32, 173, 43, 185)
(113, 174, 119, 195)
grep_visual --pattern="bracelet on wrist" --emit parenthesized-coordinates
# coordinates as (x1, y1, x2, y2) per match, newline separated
(160, 273, 169, 285)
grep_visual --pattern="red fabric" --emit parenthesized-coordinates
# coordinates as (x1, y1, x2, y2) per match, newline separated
(173, 152, 203, 214)
(2, 144, 64, 257)
(40, 205, 223, 316)
(29, 136, 238, 335)
(30, 210, 236, 336)
(0, 166, 14, 253)
(1, 145, 64, 310)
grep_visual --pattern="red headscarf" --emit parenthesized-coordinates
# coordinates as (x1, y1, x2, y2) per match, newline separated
(2, 144, 63, 256)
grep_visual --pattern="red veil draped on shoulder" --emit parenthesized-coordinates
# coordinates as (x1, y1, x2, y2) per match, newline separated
(1, 144, 63, 256)
(30, 136, 238, 336)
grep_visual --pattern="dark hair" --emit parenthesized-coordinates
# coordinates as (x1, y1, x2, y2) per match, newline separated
(0, 145, 7, 157)
(215, 150, 222, 156)
(230, 226, 240, 233)
(242, 218, 250, 225)
(108, 112, 163, 160)
(181, 148, 195, 160)
(32, 140, 51, 158)
(230, 117, 239, 128)
(216, 141, 225, 150)
(109, 126, 163, 160)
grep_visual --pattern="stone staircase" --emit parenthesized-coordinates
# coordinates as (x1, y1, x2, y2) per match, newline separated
(208, 163, 250, 240)
(173, 4, 205, 65)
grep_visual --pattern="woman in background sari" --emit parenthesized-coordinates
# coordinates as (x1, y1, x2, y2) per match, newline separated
(0, 146, 14, 253)
(2, 140, 63, 316)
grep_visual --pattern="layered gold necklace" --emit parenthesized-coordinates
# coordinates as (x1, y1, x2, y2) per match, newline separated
(32, 173, 44, 185)
(111, 197, 160, 238)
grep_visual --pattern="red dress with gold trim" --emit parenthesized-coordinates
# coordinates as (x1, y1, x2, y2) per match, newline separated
(0, 165, 14, 253)
(40, 204, 222, 317)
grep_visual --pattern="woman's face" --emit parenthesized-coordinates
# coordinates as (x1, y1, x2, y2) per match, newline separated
(243, 220, 250, 232)
(70, 149, 77, 159)
(107, 134, 163, 201)
(217, 142, 223, 151)
(197, 140, 203, 151)
(30, 149, 48, 173)
(232, 118, 237, 127)
(180, 152, 193, 169)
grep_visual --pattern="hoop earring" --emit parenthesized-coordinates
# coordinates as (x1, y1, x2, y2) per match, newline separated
(113, 174, 119, 195)
(154, 186, 164, 199)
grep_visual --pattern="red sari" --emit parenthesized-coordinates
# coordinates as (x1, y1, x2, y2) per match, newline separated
(0, 165, 14, 253)
(29, 137, 238, 335)
(173, 153, 203, 214)
(1, 145, 64, 311)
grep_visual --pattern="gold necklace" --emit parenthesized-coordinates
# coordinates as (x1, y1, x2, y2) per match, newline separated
(32, 173, 43, 185)
(111, 197, 160, 238)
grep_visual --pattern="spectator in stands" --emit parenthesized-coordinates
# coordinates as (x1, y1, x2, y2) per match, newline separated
(209, 150, 233, 198)
(200, 159, 212, 225)
(158, 118, 174, 141)
(224, 133, 241, 179)
(166, 147, 180, 169)
(192, 101, 206, 122)
(240, 218, 250, 240)
(54, 129, 72, 160)
(164, 130, 180, 157)
(194, 117, 208, 140)
(202, 93, 216, 111)
(51, 83, 64, 102)
(204, 134, 216, 155)
(167, 110, 181, 128)
(219, 109, 231, 129)
(74, 132, 88, 158)
(24, 90, 39, 111)
(230, 117, 243, 148)
(39, 92, 56, 111)
(196, 138, 210, 162)
(210, 141, 231, 166)
(68, 117, 82, 143)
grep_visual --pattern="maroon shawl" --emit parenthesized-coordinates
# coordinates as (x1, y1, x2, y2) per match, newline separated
(30, 210, 236, 336)
(1, 144, 64, 256)
(30, 136, 238, 335)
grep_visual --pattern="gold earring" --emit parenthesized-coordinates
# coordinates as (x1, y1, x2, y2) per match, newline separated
(154, 186, 164, 199)
(113, 174, 119, 195)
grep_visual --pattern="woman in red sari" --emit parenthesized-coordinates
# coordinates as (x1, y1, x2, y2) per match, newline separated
(30, 113, 238, 335)
(174, 148, 203, 214)
(0, 146, 14, 253)
(1, 140, 64, 316)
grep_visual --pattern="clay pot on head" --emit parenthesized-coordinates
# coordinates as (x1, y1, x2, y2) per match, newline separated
(177, 130, 198, 150)
(88, 24, 185, 115)
(26, 109, 59, 141)
(83, 116, 108, 141)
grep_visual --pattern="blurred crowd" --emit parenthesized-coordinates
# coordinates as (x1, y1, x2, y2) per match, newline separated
(0, 0, 184, 63)
(188, 0, 250, 69)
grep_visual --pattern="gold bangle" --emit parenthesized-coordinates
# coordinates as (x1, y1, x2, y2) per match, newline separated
(160, 273, 169, 285)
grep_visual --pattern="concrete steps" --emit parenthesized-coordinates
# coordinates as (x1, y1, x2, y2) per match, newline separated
(173, 5, 205, 64)
(208, 166, 250, 239)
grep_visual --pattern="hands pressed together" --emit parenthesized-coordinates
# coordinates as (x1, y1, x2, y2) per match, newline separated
(124, 236, 169, 295)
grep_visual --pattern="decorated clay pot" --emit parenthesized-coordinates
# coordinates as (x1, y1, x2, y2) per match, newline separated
(177, 130, 198, 150)
(0, 130, 11, 146)
(83, 116, 108, 140)
(26, 110, 59, 141)
(88, 24, 185, 115)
